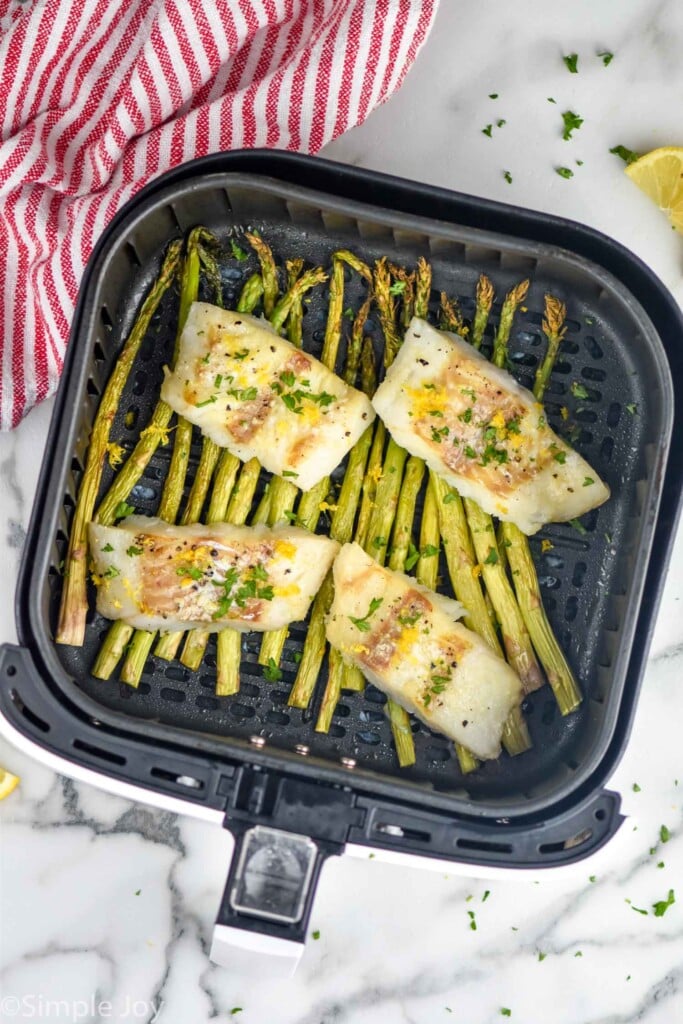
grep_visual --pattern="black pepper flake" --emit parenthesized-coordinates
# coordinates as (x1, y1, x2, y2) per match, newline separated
(210, 548, 218, 557)
(462, 720, 468, 727)
(417, 358, 429, 366)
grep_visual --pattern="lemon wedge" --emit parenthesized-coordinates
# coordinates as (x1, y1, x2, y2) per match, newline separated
(625, 146, 683, 233)
(0, 767, 20, 800)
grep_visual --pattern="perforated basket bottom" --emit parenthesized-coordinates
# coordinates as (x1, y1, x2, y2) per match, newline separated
(47, 175, 665, 806)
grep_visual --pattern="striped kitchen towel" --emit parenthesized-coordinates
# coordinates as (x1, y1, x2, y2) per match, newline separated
(0, 0, 438, 430)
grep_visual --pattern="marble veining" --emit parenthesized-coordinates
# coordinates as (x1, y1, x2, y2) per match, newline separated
(2, 1, 683, 1021)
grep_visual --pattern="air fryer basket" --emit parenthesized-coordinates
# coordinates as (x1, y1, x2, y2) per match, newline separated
(2, 152, 681, 957)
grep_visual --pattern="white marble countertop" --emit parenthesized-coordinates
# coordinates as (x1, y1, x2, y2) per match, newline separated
(1, 1, 682, 1021)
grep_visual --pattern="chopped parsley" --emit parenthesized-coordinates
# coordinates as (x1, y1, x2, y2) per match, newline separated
(626, 403, 638, 415)
(489, 93, 499, 99)
(443, 492, 457, 504)
(230, 1010, 243, 1017)
(460, 386, 476, 402)
(553, 450, 567, 464)
(556, 166, 574, 179)
(113, 500, 135, 519)
(467, 910, 477, 931)
(482, 124, 493, 138)
(293, 651, 303, 664)
(282, 470, 299, 478)
(233, 348, 250, 361)
(484, 547, 499, 565)
(629, 903, 648, 916)
(610, 144, 639, 165)
(431, 425, 450, 443)
(311, 929, 321, 940)
(501, 1009, 511, 1017)
(563, 52, 579, 73)
(589, 875, 597, 883)
(547, 97, 556, 104)
(632, 782, 641, 792)
(372, 535, 386, 550)
(214, 374, 223, 388)
(538, 952, 547, 962)
(349, 597, 383, 632)
(421, 544, 440, 558)
(177, 566, 203, 581)
(459, 407, 473, 424)
(482, 890, 490, 903)
(263, 658, 283, 682)
(388, 280, 406, 296)
(228, 385, 258, 402)
(126, 545, 143, 557)
(598, 50, 614, 66)
(102, 566, 120, 579)
(504, 170, 513, 184)
(497, 118, 506, 128)
(102, 543, 114, 552)
(571, 381, 589, 399)
(652, 889, 675, 917)
(230, 239, 248, 261)
(343, 307, 354, 320)
(582, 477, 595, 488)
(569, 518, 587, 535)
(196, 395, 217, 407)
(561, 110, 583, 140)
(660, 824, 671, 843)
(405, 542, 420, 572)
(398, 609, 423, 627)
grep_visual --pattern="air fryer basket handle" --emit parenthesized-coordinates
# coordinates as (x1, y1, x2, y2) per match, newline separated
(210, 822, 333, 975)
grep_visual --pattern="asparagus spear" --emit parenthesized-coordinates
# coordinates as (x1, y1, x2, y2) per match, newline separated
(245, 230, 278, 317)
(214, 457, 265, 696)
(56, 239, 182, 647)
(91, 235, 204, 679)
(471, 275, 494, 350)
(498, 295, 582, 714)
(439, 292, 468, 337)
(338, 257, 421, 696)
(256, 256, 346, 669)
(289, 337, 376, 711)
(152, 265, 266, 666)
(383, 456, 425, 766)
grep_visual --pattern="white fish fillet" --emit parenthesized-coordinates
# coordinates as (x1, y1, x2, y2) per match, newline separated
(160, 302, 375, 491)
(372, 318, 610, 535)
(326, 543, 522, 760)
(88, 516, 339, 633)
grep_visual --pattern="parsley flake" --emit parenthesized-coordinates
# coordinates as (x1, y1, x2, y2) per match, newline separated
(632, 782, 641, 792)
(421, 544, 440, 558)
(467, 910, 477, 931)
(561, 110, 583, 140)
(102, 566, 120, 579)
(263, 658, 283, 683)
(230, 239, 248, 262)
(652, 889, 675, 917)
(482, 124, 493, 138)
(349, 597, 383, 632)
(102, 543, 114, 552)
(484, 547, 499, 565)
(626, 403, 638, 415)
(489, 93, 499, 99)
(177, 566, 203, 581)
(501, 1010, 512, 1018)
(504, 170, 513, 184)
(113, 501, 135, 519)
(405, 541, 420, 572)
(598, 50, 614, 66)
(388, 280, 406, 296)
(660, 824, 671, 843)
(553, 450, 567, 464)
(538, 951, 547, 962)
(569, 518, 587, 535)
(563, 53, 579, 73)
(311, 929, 321, 940)
(571, 381, 589, 399)
(556, 166, 574, 179)
(126, 545, 143, 557)
(196, 395, 217, 407)
(610, 145, 639, 165)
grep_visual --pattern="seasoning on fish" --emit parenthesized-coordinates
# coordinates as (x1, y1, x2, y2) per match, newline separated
(326, 543, 523, 759)
(372, 318, 609, 535)
(89, 516, 339, 632)
(160, 303, 375, 491)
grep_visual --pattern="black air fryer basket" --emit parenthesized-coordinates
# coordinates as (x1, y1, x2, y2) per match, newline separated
(2, 152, 682, 966)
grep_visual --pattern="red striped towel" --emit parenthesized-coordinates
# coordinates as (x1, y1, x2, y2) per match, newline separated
(0, 0, 437, 430)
